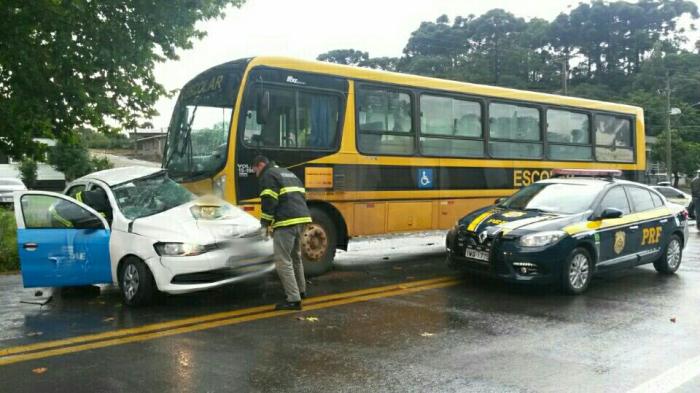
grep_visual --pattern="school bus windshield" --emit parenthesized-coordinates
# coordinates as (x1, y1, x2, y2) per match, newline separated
(164, 61, 245, 181)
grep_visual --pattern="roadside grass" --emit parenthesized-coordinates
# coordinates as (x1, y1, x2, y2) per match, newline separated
(0, 207, 19, 272)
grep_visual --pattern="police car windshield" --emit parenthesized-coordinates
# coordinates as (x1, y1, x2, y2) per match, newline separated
(111, 172, 195, 219)
(501, 182, 604, 214)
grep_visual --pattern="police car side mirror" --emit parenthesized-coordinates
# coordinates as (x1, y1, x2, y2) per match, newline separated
(494, 197, 506, 205)
(599, 207, 624, 220)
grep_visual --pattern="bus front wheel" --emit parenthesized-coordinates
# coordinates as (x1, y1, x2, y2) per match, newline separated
(302, 208, 337, 276)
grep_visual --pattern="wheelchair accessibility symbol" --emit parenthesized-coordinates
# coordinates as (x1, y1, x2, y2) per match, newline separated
(417, 168, 433, 189)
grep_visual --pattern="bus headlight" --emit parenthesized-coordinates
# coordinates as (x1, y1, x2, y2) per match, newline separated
(519, 231, 566, 247)
(213, 175, 227, 198)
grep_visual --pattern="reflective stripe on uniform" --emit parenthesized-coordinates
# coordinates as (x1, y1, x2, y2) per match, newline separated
(49, 205, 73, 228)
(260, 189, 279, 199)
(75, 192, 83, 202)
(260, 212, 274, 221)
(279, 186, 305, 195)
(272, 216, 312, 228)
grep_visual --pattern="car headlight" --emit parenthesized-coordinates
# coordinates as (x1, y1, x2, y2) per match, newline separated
(190, 204, 233, 220)
(154, 242, 207, 257)
(519, 231, 566, 247)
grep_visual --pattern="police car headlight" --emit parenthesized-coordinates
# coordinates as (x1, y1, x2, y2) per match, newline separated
(519, 231, 566, 247)
(154, 242, 206, 257)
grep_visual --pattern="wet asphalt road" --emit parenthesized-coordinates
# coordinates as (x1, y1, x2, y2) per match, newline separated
(1, 227, 700, 393)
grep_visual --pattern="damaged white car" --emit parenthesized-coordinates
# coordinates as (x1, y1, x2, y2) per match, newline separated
(13, 166, 274, 306)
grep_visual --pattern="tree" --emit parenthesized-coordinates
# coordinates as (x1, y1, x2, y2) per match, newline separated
(48, 140, 112, 181)
(651, 131, 700, 186)
(317, 49, 370, 66)
(18, 157, 37, 189)
(0, 0, 245, 160)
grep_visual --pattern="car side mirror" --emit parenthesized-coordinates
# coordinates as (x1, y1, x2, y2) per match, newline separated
(256, 90, 270, 125)
(494, 197, 506, 205)
(599, 207, 623, 220)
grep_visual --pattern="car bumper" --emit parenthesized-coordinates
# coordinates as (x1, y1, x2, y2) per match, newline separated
(446, 229, 567, 285)
(146, 238, 275, 294)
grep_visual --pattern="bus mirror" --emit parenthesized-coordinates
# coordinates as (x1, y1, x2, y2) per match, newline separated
(256, 90, 270, 125)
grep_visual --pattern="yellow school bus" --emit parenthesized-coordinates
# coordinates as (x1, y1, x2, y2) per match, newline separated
(163, 56, 645, 275)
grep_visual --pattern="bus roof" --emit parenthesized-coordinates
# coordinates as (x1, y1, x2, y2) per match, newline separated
(244, 56, 643, 116)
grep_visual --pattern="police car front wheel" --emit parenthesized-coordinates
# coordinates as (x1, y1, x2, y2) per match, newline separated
(562, 248, 593, 295)
(653, 234, 683, 275)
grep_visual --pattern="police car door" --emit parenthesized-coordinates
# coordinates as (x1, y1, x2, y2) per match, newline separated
(594, 186, 637, 270)
(625, 186, 666, 264)
(13, 191, 112, 287)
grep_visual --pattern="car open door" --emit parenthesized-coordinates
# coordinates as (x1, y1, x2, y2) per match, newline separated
(13, 191, 112, 287)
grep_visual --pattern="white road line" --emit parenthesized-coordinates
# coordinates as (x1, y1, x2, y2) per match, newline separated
(627, 355, 700, 393)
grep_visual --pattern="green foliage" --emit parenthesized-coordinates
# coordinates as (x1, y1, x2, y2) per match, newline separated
(90, 156, 114, 173)
(0, 0, 245, 160)
(48, 140, 112, 181)
(317, 49, 369, 66)
(80, 129, 133, 150)
(651, 131, 700, 184)
(18, 157, 38, 189)
(319, 1, 700, 167)
(0, 208, 18, 272)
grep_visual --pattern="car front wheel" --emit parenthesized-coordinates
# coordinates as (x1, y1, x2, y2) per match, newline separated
(562, 247, 593, 295)
(119, 257, 156, 306)
(653, 234, 682, 274)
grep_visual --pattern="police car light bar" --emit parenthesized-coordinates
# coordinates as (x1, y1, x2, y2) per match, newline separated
(552, 169, 622, 179)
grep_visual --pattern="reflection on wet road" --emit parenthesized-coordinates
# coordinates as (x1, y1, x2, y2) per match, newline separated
(1, 228, 699, 392)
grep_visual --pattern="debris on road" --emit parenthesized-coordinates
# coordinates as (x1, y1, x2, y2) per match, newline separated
(32, 368, 47, 375)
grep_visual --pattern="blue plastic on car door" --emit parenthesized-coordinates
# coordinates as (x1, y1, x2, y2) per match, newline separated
(18, 228, 112, 287)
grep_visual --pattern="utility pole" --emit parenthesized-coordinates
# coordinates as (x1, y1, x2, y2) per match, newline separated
(665, 71, 672, 184)
(561, 58, 568, 95)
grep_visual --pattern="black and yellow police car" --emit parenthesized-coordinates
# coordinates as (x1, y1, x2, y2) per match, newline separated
(446, 169, 690, 294)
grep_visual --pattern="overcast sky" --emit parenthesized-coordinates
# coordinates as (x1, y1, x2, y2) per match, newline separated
(150, 0, 699, 130)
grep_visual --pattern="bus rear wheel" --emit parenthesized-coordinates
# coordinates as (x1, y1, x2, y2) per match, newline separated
(301, 208, 336, 276)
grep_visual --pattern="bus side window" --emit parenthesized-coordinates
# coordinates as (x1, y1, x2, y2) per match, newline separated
(243, 85, 340, 150)
(357, 86, 414, 156)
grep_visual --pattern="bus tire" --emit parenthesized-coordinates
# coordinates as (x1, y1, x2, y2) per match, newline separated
(301, 208, 337, 277)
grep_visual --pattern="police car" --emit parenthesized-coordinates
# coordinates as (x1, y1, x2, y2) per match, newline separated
(12, 166, 274, 306)
(446, 169, 690, 294)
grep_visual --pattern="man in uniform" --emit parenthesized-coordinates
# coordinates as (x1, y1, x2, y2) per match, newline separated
(692, 169, 700, 229)
(253, 155, 312, 311)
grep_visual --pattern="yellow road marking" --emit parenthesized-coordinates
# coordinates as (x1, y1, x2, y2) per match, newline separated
(0, 276, 457, 362)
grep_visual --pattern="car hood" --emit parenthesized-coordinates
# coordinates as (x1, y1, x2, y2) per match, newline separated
(458, 206, 588, 237)
(129, 198, 261, 245)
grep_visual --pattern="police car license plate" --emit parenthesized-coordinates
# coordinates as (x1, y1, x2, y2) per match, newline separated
(465, 248, 489, 261)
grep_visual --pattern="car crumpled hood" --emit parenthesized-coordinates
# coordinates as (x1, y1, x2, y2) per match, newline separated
(458, 206, 587, 237)
(129, 198, 261, 245)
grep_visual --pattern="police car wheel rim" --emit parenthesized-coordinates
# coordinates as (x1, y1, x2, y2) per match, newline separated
(302, 224, 327, 262)
(569, 253, 589, 290)
(123, 264, 139, 300)
(667, 239, 681, 269)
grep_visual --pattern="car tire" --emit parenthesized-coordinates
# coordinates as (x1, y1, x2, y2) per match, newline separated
(561, 247, 593, 295)
(119, 257, 156, 306)
(301, 208, 336, 277)
(653, 234, 683, 275)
